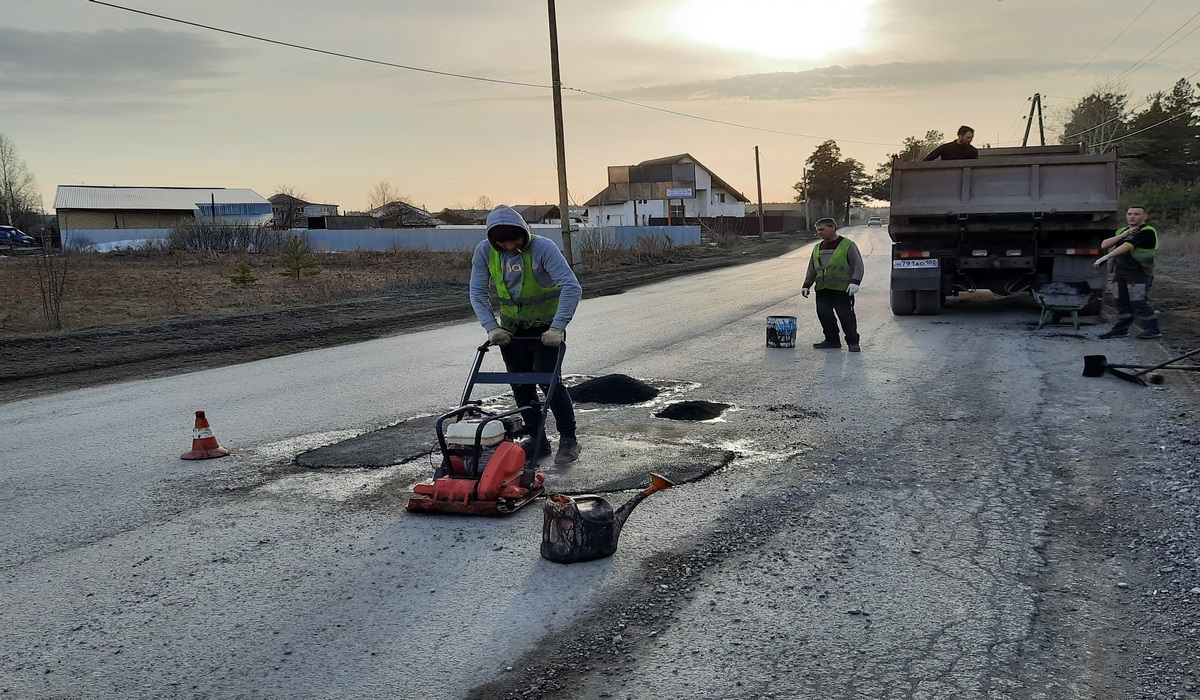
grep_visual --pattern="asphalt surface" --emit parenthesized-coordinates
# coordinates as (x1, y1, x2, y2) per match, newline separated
(4, 227, 1200, 699)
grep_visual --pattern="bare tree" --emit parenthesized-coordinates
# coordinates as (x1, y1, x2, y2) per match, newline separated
(0, 134, 39, 229)
(367, 182, 411, 212)
(270, 185, 308, 230)
(475, 195, 494, 210)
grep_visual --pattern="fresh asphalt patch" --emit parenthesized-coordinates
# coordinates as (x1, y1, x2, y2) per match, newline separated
(294, 374, 736, 494)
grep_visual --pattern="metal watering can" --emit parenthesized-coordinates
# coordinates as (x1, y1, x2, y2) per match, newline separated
(540, 473, 675, 564)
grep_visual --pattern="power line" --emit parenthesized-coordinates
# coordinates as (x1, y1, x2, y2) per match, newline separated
(1050, 0, 1158, 92)
(1104, 8, 1200, 87)
(1108, 106, 1198, 145)
(86, 0, 552, 90)
(565, 87, 895, 146)
(1059, 66, 1199, 142)
(88, 0, 901, 149)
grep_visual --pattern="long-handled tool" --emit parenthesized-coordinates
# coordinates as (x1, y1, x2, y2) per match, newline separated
(1083, 347, 1200, 385)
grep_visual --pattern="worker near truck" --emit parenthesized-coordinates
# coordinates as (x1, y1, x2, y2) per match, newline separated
(1094, 205, 1162, 340)
(802, 218, 865, 352)
(469, 205, 583, 465)
(923, 126, 979, 161)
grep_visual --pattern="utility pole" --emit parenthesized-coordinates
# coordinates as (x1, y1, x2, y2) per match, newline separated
(754, 146, 764, 239)
(803, 167, 811, 231)
(1021, 93, 1039, 147)
(1035, 93, 1046, 146)
(845, 166, 853, 227)
(547, 0, 573, 265)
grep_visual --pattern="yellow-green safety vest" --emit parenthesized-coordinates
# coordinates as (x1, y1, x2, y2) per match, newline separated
(810, 237, 854, 291)
(1117, 225, 1159, 277)
(488, 235, 562, 330)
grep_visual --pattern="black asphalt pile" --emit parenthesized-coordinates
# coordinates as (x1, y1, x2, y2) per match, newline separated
(568, 374, 659, 404)
(655, 400, 730, 421)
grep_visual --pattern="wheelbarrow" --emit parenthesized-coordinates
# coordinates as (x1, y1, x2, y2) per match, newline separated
(1033, 282, 1092, 330)
(1083, 347, 1200, 386)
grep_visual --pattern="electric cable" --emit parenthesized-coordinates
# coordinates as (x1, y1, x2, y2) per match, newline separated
(1049, 0, 1158, 92)
(88, 0, 900, 148)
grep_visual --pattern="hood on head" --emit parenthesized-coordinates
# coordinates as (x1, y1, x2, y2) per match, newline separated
(486, 205, 530, 251)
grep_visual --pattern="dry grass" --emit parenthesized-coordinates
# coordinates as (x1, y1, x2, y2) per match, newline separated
(0, 249, 472, 336)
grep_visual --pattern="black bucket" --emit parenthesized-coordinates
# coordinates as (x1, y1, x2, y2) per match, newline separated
(767, 315, 796, 348)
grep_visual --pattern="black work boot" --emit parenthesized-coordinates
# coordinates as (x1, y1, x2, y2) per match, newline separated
(554, 437, 580, 465)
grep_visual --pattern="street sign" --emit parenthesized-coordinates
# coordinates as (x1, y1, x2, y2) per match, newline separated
(666, 187, 694, 199)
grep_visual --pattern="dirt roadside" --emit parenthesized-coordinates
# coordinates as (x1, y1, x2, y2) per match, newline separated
(0, 237, 809, 403)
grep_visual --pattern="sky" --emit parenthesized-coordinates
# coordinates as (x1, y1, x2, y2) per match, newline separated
(3, 0, 1199, 214)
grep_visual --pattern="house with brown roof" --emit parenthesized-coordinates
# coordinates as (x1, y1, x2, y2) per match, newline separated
(583, 154, 749, 227)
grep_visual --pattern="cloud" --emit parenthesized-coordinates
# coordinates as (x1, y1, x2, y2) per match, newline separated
(608, 59, 1136, 101)
(0, 27, 240, 114)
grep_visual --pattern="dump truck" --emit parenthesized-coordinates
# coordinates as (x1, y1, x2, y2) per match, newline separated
(887, 145, 1119, 315)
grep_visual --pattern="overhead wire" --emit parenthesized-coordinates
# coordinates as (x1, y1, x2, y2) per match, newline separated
(88, 0, 900, 148)
(1101, 8, 1200, 88)
(1059, 66, 1199, 143)
(84, 0, 1200, 175)
(1049, 0, 1158, 92)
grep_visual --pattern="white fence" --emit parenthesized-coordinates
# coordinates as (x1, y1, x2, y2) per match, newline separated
(61, 224, 701, 253)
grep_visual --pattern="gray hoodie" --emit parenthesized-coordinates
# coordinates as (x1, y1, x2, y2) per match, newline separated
(469, 205, 581, 331)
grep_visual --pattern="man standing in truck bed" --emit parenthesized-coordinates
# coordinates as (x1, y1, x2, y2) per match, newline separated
(923, 126, 979, 161)
(1095, 205, 1162, 340)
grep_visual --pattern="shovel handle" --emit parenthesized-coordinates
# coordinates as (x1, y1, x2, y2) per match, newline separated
(1133, 347, 1200, 378)
(1109, 363, 1200, 371)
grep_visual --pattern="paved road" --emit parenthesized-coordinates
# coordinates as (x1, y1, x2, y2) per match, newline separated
(3, 227, 1195, 699)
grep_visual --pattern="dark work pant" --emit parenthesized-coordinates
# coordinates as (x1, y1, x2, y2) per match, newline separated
(499, 330, 576, 441)
(1110, 273, 1160, 335)
(814, 288, 860, 344)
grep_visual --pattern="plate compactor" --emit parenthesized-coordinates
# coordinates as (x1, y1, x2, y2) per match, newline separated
(407, 339, 566, 516)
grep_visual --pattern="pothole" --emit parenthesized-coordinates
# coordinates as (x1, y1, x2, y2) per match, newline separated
(655, 400, 730, 421)
(569, 374, 659, 404)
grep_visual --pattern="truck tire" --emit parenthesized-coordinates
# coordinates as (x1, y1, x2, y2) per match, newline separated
(914, 289, 941, 315)
(890, 289, 916, 315)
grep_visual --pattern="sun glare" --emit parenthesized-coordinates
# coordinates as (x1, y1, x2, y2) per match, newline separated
(670, 0, 874, 61)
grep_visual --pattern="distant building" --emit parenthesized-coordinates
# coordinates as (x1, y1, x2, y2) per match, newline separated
(369, 200, 443, 228)
(269, 193, 339, 229)
(435, 208, 491, 226)
(584, 153, 749, 226)
(54, 185, 273, 248)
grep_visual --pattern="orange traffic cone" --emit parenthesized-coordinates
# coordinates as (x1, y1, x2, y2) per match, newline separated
(181, 410, 230, 460)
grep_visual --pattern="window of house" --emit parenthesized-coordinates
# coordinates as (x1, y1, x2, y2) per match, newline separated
(717, 193, 726, 204)
(636, 199, 648, 205)
(606, 214, 611, 221)
(669, 203, 685, 219)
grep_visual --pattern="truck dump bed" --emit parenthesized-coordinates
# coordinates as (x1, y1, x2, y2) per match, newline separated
(890, 146, 1117, 228)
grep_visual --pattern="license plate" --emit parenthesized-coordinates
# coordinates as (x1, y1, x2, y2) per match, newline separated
(893, 259, 939, 269)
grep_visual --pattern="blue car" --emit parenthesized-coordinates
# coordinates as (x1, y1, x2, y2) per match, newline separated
(0, 225, 35, 248)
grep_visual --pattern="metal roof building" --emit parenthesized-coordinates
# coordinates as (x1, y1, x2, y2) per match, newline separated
(53, 186, 273, 249)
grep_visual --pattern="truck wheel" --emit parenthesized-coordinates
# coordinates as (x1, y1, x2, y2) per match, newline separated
(915, 289, 941, 315)
(890, 289, 916, 315)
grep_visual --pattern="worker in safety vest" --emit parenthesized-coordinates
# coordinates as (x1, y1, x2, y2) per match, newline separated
(801, 218, 865, 352)
(470, 205, 583, 464)
(1095, 205, 1161, 340)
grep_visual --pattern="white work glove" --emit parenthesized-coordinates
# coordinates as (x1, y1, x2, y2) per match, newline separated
(801, 287, 811, 299)
(1092, 255, 1110, 269)
(847, 283, 861, 295)
(487, 328, 513, 346)
(541, 327, 565, 347)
